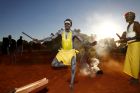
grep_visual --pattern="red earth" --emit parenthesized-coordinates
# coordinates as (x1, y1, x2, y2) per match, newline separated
(0, 51, 140, 93)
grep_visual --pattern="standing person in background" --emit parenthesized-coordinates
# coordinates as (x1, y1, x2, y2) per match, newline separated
(17, 36, 23, 56)
(2, 37, 9, 55)
(122, 11, 140, 84)
(8, 35, 16, 63)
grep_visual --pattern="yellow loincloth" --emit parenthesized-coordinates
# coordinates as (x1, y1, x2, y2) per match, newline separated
(56, 49, 79, 66)
(123, 42, 140, 79)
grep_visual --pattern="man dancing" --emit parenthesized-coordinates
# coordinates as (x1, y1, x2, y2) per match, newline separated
(34, 18, 82, 88)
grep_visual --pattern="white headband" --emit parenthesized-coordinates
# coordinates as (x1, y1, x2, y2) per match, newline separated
(64, 21, 71, 24)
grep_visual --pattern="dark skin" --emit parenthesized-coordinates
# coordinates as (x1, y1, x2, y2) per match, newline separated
(125, 14, 140, 40)
(118, 14, 135, 43)
(115, 14, 135, 44)
(65, 22, 82, 42)
(65, 23, 71, 32)
(125, 15, 134, 24)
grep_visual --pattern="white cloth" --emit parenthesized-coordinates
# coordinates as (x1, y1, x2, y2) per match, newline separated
(90, 58, 100, 72)
(126, 23, 136, 38)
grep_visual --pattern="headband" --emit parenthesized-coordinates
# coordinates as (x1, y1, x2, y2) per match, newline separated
(64, 21, 71, 25)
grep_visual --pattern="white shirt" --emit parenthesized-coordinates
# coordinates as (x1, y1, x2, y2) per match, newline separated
(126, 23, 136, 38)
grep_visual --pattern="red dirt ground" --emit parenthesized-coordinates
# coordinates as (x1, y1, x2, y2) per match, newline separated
(0, 51, 140, 93)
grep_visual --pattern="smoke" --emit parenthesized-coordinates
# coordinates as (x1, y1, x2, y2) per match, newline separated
(79, 62, 96, 78)
(95, 39, 111, 57)
(79, 62, 90, 76)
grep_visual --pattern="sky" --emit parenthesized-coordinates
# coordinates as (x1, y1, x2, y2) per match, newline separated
(0, 0, 140, 41)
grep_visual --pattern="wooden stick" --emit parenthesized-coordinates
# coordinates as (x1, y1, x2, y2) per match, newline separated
(22, 32, 34, 40)
(14, 78, 48, 93)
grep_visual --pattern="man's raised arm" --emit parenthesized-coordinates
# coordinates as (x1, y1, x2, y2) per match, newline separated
(39, 29, 63, 42)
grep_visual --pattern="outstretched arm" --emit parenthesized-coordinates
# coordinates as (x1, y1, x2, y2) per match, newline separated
(73, 32, 98, 48)
(34, 29, 62, 43)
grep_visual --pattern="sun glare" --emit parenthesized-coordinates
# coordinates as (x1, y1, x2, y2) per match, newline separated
(84, 14, 124, 41)
(91, 20, 122, 41)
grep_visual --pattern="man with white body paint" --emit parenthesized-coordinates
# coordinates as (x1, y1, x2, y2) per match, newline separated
(33, 19, 83, 89)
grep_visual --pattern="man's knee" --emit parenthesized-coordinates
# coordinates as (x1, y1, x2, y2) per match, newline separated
(51, 58, 65, 67)
(71, 56, 76, 73)
(51, 58, 58, 67)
